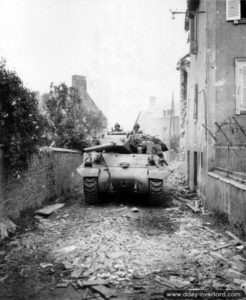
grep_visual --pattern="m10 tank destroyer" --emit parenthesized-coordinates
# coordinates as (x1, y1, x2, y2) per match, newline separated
(77, 129, 169, 206)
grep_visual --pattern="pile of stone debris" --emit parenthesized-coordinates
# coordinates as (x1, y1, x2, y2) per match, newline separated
(32, 202, 246, 299)
(165, 161, 205, 214)
(1, 161, 246, 299)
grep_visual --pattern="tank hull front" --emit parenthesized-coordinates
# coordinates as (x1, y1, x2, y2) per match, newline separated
(77, 153, 169, 195)
(98, 167, 149, 194)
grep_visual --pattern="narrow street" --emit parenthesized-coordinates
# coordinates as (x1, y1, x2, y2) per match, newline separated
(1, 1, 246, 299)
(0, 162, 246, 300)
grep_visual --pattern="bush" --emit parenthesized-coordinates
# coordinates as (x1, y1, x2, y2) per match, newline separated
(0, 59, 45, 176)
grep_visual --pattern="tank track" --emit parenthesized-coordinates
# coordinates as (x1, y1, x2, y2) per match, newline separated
(148, 179, 164, 206)
(83, 177, 99, 205)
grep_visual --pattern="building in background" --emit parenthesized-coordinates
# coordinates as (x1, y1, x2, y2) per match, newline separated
(138, 96, 179, 147)
(41, 75, 107, 132)
(72, 75, 103, 115)
(179, 0, 246, 228)
(72, 75, 108, 135)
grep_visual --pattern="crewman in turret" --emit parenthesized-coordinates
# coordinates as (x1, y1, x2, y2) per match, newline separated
(129, 123, 143, 135)
(114, 123, 123, 132)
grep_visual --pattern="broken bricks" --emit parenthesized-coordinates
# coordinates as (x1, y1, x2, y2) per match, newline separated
(35, 203, 65, 216)
(56, 281, 70, 288)
(92, 285, 115, 299)
(0, 218, 17, 241)
(40, 262, 53, 268)
(75, 279, 116, 297)
(62, 260, 73, 270)
(70, 269, 83, 279)
(78, 279, 109, 287)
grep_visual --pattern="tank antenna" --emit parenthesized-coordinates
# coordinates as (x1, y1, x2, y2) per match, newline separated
(133, 111, 141, 128)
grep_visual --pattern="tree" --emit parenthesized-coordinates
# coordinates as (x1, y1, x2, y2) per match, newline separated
(44, 83, 107, 150)
(0, 59, 45, 176)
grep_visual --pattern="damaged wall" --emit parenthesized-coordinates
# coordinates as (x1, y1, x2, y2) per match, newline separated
(183, 0, 246, 228)
(2, 148, 83, 220)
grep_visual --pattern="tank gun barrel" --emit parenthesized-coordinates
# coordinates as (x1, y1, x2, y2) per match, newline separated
(83, 142, 116, 152)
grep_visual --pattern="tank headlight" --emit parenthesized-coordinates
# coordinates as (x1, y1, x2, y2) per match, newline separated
(84, 161, 93, 167)
(120, 162, 129, 168)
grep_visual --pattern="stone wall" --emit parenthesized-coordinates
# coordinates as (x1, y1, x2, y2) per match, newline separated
(207, 171, 246, 231)
(2, 148, 83, 220)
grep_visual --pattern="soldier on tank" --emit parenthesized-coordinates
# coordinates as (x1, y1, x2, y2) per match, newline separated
(140, 135, 169, 165)
(114, 123, 123, 132)
(129, 123, 143, 135)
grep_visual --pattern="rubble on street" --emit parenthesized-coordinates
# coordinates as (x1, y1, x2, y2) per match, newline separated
(35, 203, 65, 217)
(0, 162, 246, 299)
(0, 218, 17, 242)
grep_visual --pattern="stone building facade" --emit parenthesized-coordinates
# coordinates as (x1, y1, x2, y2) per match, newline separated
(72, 75, 101, 114)
(179, 0, 246, 229)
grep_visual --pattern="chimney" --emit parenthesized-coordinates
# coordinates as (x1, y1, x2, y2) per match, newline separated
(72, 75, 87, 95)
(149, 96, 156, 107)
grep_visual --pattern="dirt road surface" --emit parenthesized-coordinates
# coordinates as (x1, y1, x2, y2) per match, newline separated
(1, 162, 246, 300)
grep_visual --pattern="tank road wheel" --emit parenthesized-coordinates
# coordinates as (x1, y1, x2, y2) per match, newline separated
(83, 177, 99, 205)
(148, 179, 164, 206)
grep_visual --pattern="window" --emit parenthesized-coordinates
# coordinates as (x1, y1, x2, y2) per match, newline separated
(193, 84, 198, 120)
(242, 0, 246, 18)
(201, 152, 203, 168)
(189, 14, 198, 54)
(226, 0, 246, 21)
(235, 59, 246, 114)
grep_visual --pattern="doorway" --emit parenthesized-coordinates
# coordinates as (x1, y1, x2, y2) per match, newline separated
(187, 150, 190, 184)
(194, 151, 198, 189)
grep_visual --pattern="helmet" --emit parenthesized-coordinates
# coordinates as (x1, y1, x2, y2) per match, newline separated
(115, 123, 120, 127)
(134, 123, 140, 129)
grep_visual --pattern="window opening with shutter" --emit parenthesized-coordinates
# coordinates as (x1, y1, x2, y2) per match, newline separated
(226, 0, 241, 20)
(201, 152, 203, 169)
(241, 0, 246, 18)
(226, 0, 246, 20)
(235, 59, 246, 114)
(189, 14, 198, 54)
(193, 84, 198, 120)
(241, 66, 246, 110)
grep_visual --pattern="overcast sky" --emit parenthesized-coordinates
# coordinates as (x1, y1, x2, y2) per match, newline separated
(0, 0, 188, 129)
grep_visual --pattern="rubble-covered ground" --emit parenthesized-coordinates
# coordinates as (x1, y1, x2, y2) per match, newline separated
(1, 162, 246, 300)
